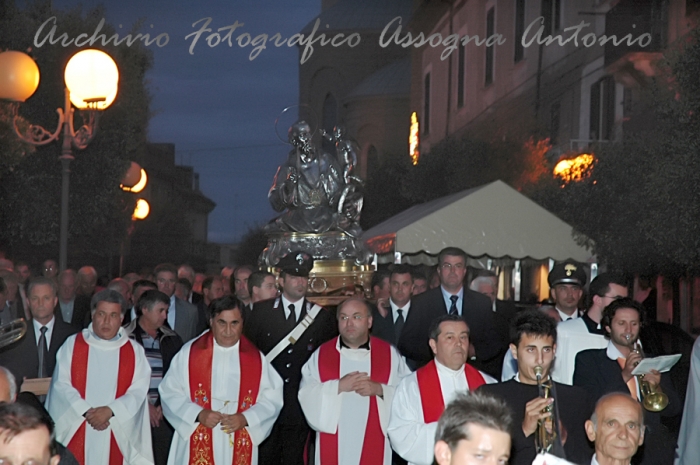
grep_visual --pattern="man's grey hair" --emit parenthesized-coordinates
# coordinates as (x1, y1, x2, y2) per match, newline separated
(0, 366, 17, 401)
(435, 392, 512, 450)
(469, 276, 497, 292)
(91, 289, 128, 315)
(27, 276, 58, 297)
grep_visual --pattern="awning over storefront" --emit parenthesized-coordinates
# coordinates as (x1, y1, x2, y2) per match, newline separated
(362, 180, 593, 264)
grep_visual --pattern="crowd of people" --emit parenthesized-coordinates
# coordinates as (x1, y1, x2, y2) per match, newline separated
(0, 247, 697, 465)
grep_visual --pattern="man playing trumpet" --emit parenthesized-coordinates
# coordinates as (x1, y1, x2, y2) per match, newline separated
(574, 298, 680, 465)
(479, 310, 593, 465)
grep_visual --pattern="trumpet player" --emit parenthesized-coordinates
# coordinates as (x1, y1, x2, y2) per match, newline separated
(478, 310, 593, 465)
(573, 298, 680, 465)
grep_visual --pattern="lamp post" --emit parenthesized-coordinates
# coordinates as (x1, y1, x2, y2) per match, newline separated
(0, 49, 119, 271)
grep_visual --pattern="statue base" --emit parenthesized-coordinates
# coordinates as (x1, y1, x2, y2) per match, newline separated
(260, 232, 374, 304)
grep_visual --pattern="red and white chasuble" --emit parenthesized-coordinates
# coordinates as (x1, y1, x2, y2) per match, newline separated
(159, 331, 283, 465)
(46, 327, 153, 465)
(298, 337, 410, 465)
(387, 359, 496, 465)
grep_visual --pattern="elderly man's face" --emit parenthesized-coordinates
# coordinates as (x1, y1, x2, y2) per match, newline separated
(156, 271, 177, 298)
(586, 395, 644, 463)
(42, 260, 57, 278)
(59, 273, 76, 302)
(0, 426, 60, 465)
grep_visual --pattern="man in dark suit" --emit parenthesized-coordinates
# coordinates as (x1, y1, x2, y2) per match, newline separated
(478, 310, 593, 465)
(573, 298, 681, 465)
(244, 251, 337, 465)
(0, 277, 78, 394)
(470, 272, 518, 353)
(398, 247, 502, 377)
(371, 264, 413, 347)
(154, 263, 199, 342)
(53, 270, 92, 329)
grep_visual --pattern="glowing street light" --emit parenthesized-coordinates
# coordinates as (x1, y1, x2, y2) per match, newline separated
(0, 49, 119, 270)
(132, 199, 150, 220)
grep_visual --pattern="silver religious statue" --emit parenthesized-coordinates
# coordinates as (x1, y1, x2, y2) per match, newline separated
(267, 121, 363, 237)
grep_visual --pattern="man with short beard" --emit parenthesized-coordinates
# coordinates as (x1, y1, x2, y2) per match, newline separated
(372, 264, 414, 347)
(574, 298, 680, 465)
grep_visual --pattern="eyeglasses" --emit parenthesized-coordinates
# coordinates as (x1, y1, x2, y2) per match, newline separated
(440, 263, 465, 271)
(339, 315, 367, 321)
(601, 294, 625, 300)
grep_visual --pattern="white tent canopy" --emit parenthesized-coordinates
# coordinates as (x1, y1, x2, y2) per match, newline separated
(362, 180, 593, 264)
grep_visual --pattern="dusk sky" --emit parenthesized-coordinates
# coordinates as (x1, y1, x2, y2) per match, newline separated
(46, 0, 321, 243)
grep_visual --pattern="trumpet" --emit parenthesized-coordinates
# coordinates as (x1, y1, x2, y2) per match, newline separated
(534, 365, 557, 453)
(625, 334, 669, 412)
(0, 318, 27, 349)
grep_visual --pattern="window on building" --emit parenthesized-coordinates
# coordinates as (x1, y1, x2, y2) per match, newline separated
(424, 72, 431, 134)
(550, 102, 560, 146)
(457, 43, 466, 108)
(589, 76, 616, 141)
(514, 0, 526, 63)
(541, 0, 561, 35)
(485, 7, 495, 86)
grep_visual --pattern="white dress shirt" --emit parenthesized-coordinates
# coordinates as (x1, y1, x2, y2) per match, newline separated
(389, 299, 410, 323)
(606, 340, 640, 400)
(167, 294, 176, 330)
(33, 316, 56, 346)
(281, 295, 303, 322)
(556, 307, 580, 322)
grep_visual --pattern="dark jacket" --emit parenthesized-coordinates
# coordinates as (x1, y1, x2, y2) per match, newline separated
(53, 295, 92, 329)
(0, 317, 78, 384)
(574, 347, 681, 465)
(244, 296, 337, 425)
(479, 379, 593, 465)
(397, 286, 502, 377)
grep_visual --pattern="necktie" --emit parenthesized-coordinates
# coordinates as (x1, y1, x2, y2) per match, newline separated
(449, 295, 459, 315)
(395, 309, 405, 341)
(287, 304, 296, 325)
(617, 358, 638, 399)
(38, 326, 48, 378)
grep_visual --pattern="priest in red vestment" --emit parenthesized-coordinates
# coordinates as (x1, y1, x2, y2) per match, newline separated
(299, 297, 410, 465)
(159, 295, 283, 465)
(388, 314, 496, 465)
(46, 290, 153, 465)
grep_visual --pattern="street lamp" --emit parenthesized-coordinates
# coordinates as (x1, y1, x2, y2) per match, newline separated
(0, 49, 119, 271)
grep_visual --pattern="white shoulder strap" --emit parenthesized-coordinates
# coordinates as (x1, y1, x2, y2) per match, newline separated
(265, 304, 323, 363)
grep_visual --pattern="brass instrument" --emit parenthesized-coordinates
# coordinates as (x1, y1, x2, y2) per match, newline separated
(534, 365, 557, 453)
(0, 318, 27, 349)
(625, 334, 669, 412)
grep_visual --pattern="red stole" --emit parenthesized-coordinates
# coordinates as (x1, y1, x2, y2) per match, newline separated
(188, 332, 262, 465)
(67, 332, 136, 465)
(317, 336, 392, 465)
(416, 359, 486, 423)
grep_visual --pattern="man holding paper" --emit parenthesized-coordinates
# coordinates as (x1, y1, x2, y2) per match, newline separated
(573, 298, 680, 465)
